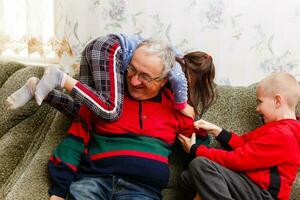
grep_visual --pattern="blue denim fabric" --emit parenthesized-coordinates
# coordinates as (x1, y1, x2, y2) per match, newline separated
(67, 176, 161, 200)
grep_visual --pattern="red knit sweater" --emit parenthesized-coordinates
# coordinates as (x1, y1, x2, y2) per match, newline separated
(195, 119, 300, 200)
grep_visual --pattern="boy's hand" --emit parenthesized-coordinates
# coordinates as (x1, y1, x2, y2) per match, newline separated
(180, 104, 195, 119)
(49, 195, 64, 200)
(194, 119, 222, 137)
(178, 133, 196, 153)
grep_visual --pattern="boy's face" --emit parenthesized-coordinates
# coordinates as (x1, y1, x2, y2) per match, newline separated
(256, 86, 277, 123)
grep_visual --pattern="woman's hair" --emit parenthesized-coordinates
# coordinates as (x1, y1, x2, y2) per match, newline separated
(176, 51, 216, 117)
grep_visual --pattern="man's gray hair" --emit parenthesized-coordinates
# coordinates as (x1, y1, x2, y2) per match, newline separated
(136, 39, 175, 78)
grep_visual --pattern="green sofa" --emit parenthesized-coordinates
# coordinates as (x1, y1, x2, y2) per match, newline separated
(0, 61, 299, 200)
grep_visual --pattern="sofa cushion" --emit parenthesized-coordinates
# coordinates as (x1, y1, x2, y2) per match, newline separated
(0, 61, 26, 88)
(0, 64, 60, 198)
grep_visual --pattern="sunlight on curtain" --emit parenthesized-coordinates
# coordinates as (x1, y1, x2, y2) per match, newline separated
(0, 0, 59, 63)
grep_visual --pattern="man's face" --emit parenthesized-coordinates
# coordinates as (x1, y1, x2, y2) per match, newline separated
(126, 46, 168, 100)
(256, 86, 277, 123)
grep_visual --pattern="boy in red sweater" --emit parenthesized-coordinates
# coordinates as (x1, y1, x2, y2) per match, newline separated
(178, 72, 300, 200)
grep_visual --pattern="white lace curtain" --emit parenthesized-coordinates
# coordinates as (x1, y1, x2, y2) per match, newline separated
(1, 0, 300, 86)
(0, 0, 56, 62)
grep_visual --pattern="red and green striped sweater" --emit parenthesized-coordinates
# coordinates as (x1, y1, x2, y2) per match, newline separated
(48, 88, 209, 198)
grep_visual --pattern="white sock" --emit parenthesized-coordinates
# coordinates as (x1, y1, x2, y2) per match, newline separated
(6, 77, 40, 109)
(35, 66, 66, 106)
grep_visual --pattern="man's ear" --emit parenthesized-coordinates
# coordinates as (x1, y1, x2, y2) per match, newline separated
(274, 94, 282, 108)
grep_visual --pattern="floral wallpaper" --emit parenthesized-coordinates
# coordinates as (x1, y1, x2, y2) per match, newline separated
(1, 0, 300, 86)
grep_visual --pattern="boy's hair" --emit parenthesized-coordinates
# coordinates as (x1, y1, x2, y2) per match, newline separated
(136, 39, 175, 78)
(259, 72, 300, 109)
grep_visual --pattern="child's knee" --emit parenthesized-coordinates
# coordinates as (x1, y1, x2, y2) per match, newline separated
(188, 157, 211, 172)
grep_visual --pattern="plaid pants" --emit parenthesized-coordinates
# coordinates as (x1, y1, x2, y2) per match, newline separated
(46, 35, 124, 120)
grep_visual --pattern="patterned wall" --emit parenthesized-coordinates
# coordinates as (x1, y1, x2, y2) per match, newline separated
(2, 0, 300, 86)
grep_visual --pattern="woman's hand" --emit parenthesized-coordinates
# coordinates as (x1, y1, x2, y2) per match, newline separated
(180, 104, 195, 119)
(178, 133, 196, 153)
(194, 119, 222, 137)
(49, 195, 64, 200)
(193, 193, 202, 200)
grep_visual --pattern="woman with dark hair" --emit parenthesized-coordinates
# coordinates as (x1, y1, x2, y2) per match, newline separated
(176, 51, 216, 118)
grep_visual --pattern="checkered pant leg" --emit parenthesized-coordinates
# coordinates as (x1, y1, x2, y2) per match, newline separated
(46, 89, 81, 119)
(45, 35, 124, 120)
(71, 35, 124, 120)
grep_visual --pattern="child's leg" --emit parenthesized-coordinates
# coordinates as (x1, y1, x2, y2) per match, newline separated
(34, 35, 124, 121)
(35, 66, 66, 105)
(39, 42, 94, 119)
(179, 170, 197, 200)
(45, 89, 80, 120)
(34, 40, 96, 108)
(188, 157, 274, 200)
(70, 35, 125, 120)
(6, 77, 39, 109)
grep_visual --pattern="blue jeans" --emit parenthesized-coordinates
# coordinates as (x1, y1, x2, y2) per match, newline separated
(67, 175, 161, 200)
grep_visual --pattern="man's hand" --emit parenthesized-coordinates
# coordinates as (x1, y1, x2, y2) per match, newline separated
(180, 104, 195, 119)
(178, 133, 196, 153)
(49, 195, 64, 200)
(194, 119, 222, 137)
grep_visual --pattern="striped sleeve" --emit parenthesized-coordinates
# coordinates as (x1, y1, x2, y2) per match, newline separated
(48, 107, 92, 198)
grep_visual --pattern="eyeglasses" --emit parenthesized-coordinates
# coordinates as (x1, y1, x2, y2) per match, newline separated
(127, 64, 162, 84)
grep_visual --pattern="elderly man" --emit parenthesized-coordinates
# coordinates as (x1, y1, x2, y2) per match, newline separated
(44, 39, 208, 200)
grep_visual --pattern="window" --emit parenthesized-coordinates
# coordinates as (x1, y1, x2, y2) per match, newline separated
(0, 0, 57, 63)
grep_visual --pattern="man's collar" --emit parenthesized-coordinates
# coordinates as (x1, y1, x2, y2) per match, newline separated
(148, 90, 162, 102)
(125, 89, 163, 102)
